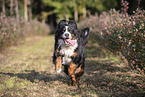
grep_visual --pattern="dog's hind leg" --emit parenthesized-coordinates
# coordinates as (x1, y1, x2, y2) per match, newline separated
(75, 64, 84, 84)
(68, 62, 77, 87)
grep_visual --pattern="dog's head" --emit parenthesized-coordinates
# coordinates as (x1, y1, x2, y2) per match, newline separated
(55, 20, 79, 40)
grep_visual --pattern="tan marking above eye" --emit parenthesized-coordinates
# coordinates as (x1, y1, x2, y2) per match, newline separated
(68, 28, 71, 31)
(63, 28, 65, 32)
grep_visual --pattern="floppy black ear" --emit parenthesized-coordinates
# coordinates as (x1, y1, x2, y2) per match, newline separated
(55, 20, 66, 38)
(68, 20, 79, 38)
(80, 28, 90, 44)
(58, 20, 67, 27)
(55, 20, 67, 33)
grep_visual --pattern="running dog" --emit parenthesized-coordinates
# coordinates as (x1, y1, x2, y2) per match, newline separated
(53, 20, 90, 87)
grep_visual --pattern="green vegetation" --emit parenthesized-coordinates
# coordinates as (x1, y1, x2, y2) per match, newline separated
(42, 0, 117, 22)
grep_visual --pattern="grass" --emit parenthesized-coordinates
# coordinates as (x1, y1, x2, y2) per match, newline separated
(0, 35, 145, 97)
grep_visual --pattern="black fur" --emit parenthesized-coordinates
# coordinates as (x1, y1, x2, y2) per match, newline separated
(53, 20, 90, 86)
(53, 20, 80, 64)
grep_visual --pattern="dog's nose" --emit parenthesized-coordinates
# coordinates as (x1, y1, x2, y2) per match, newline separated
(65, 33, 69, 38)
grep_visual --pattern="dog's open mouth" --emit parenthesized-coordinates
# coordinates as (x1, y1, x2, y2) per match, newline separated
(64, 39, 76, 46)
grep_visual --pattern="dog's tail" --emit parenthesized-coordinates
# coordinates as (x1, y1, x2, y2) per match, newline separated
(80, 28, 90, 44)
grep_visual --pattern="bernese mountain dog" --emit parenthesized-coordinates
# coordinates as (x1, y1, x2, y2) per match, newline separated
(53, 20, 90, 87)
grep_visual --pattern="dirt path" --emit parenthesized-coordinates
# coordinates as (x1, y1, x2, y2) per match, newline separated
(0, 35, 145, 97)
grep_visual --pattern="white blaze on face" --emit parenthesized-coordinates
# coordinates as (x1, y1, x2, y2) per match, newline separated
(62, 26, 72, 39)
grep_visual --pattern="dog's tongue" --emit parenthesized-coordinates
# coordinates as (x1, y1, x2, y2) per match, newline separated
(64, 39, 76, 45)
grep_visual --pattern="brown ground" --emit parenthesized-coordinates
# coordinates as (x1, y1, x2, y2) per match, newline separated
(0, 35, 145, 97)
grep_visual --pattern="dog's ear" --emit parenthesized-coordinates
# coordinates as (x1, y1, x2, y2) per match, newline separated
(58, 20, 67, 27)
(56, 20, 67, 31)
(80, 28, 90, 44)
(55, 20, 67, 36)
(68, 20, 78, 29)
(68, 20, 79, 37)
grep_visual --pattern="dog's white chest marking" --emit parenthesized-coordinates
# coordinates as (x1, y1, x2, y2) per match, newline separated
(58, 39, 78, 65)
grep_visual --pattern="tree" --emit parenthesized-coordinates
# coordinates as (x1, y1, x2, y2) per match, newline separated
(73, 0, 78, 22)
(83, 0, 86, 19)
(10, 0, 14, 16)
(42, 0, 74, 22)
(86, 0, 117, 14)
(2, 0, 6, 16)
(42, 0, 118, 22)
(28, 0, 32, 21)
(24, 0, 28, 22)
(15, 0, 19, 19)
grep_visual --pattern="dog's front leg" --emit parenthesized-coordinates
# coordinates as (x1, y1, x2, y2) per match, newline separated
(55, 56, 62, 73)
(68, 62, 77, 87)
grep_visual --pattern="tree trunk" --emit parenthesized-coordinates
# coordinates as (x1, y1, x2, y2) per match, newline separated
(65, 14, 69, 21)
(24, 0, 28, 22)
(28, 0, 32, 21)
(2, 0, 6, 16)
(15, 0, 19, 19)
(138, 0, 141, 8)
(83, 0, 86, 19)
(10, 0, 14, 16)
(73, 0, 78, 22)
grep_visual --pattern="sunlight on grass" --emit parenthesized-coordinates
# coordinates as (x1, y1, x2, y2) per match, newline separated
(0, 36, 54, 73)
(0, 35, 56, 96)
(4, 77, 15, 88)
(0, 35, 145, 96)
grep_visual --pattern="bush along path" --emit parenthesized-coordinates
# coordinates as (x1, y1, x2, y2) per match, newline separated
(0, 35, 145, 97)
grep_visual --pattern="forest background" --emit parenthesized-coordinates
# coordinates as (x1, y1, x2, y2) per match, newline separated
(1, 0, 145, 27)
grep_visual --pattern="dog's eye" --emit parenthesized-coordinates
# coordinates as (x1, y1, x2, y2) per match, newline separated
(68, 28, 71, 31)
(63, 28, 65, 32)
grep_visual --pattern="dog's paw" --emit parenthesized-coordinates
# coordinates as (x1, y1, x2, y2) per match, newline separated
(56, 68, 62, 73)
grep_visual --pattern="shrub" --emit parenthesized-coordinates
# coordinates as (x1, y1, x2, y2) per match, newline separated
(78, 9, 145, 72)
(22, 19, 50, 36)
(0, 14, 50, 51)
(0, 15, 22, 49)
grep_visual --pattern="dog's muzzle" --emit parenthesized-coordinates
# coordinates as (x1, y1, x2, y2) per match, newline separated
(62, 32, 72, 39)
